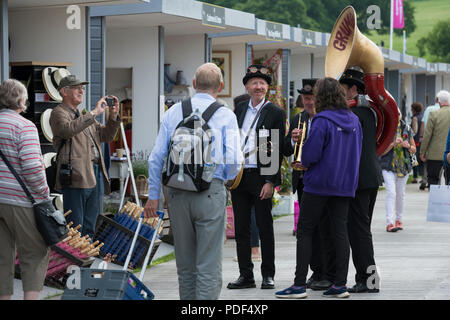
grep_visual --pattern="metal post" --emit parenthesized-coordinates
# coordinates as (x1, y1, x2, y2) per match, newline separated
(0, 0, 8, 81)
(204, 34, 212, 63)
(310, 53, 314, 78)
(158, 26, 164, 129)
(246, 44, 253, 68)
(85, 6, 91, 109)
(282, 49, 291, 119)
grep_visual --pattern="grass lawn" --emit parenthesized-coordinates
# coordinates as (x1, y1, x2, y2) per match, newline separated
(363, 0, 450, 61)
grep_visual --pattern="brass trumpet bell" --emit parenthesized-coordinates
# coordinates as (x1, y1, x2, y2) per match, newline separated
(291, 121, 306, 171)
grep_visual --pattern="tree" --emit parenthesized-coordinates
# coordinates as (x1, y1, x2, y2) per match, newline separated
(417, 20, 450, 63)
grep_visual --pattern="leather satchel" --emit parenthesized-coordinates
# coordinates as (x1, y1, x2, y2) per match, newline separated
(0, 150, 68, 247)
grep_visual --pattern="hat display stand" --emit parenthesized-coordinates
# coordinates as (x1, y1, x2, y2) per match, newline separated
(10, 61, 72, 155)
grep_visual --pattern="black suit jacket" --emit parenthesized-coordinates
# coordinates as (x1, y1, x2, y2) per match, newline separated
(235, 100, 286, 187)
(283, 110, 310, 193)
(351, 98, 383, 189)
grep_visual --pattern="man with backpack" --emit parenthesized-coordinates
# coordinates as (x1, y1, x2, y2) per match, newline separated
(144, 63, 243, 300)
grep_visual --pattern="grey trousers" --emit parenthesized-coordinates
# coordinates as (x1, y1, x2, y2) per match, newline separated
(167, 179, 226, 300)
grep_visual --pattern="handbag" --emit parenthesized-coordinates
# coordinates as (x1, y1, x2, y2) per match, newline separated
(409, 150, 419, 167)
(0, 150, 68, 247)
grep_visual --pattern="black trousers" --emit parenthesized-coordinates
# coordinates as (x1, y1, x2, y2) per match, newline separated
(296, 180, 335, 282)
(348, 188, 378, 284)
(427, 160, 443, 185)
(231, 170, 275, 279)
(294, 192, 350, 287)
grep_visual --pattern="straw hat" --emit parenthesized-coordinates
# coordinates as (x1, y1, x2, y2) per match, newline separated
(40, 108, 54, 142)
(43, 152, 57, 169)
(42, 67, 71, 101)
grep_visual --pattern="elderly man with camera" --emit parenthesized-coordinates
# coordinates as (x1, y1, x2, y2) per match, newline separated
(50, 74, 120, 239)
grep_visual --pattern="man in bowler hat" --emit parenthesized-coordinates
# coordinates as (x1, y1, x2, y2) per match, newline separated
(227, 65, 286, 290)
(340, 68, 381, 293)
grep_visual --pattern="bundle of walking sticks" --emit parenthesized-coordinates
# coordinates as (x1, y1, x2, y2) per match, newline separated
(94, 201, 164, 268)
(45, 210, 105, 278)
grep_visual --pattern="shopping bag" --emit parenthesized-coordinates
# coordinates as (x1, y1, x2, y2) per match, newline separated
(426, 185, 450, 223)
(226, 206, 235, 239)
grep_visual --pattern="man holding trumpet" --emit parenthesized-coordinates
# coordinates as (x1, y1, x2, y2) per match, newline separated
(283, 79, 335, 291)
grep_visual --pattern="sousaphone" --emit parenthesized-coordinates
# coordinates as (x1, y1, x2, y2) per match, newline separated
(326, 6, 399, 155)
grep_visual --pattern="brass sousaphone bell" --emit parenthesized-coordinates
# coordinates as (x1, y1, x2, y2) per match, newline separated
(325, 6, 399, 156)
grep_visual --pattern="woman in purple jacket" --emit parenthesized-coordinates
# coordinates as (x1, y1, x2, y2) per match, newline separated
(276, 77, 362, 299)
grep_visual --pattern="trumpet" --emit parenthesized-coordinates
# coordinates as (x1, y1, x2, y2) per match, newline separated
(291, 119, 307, 171)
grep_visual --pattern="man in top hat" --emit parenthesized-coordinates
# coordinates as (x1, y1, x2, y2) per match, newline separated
(49, 73, 120, 239)
(227, 65, 286, 290)
(283, 79, 335, 291)
(340, 68, 382, 293)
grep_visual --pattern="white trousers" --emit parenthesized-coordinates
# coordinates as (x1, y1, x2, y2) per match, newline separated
(382, 170, 409, 226)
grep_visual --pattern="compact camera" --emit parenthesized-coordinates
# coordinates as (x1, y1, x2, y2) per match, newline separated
(59, 163, 72, 187)
(105, 97, 115, 108)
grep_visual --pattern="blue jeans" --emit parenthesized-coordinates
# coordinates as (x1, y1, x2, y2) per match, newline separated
(62, 164, 103, 240)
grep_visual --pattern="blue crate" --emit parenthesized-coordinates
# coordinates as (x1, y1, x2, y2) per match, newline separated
(124, 272, 154, 300)
(61, 268, 154, 300)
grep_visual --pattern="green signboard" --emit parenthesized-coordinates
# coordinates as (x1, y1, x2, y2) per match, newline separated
(266, 21, 283, 41)
(202, 3, 225, 29)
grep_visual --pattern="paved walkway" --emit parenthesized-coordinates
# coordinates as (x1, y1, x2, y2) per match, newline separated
(142, 183, 450, 300)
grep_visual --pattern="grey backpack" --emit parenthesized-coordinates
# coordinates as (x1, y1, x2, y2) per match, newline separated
(162, 99, 222, 192)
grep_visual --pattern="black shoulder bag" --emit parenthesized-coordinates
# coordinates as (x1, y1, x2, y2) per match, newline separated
(0, 150, 68, 247)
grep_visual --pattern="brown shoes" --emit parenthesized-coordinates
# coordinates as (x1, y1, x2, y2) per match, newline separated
(386, 223, 398, 232)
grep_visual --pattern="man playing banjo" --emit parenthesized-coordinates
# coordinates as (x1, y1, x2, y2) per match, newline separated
(227, 65, 286, 290)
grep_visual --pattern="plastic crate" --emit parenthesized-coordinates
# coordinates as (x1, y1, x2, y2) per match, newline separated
(61, 268, 154, 300)
(123, 272, 154, 300)
(15, 244, 94, 290)
(94, 214, 161, 269)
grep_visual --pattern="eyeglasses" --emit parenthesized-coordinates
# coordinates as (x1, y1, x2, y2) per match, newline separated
(248, 66, 270, 75)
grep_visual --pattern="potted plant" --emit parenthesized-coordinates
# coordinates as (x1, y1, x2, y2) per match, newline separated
(131, 151, 150, 196)
(272, 158, 294, 216)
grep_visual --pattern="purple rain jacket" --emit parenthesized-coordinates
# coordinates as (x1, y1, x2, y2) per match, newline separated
(301, 109, 363, 197)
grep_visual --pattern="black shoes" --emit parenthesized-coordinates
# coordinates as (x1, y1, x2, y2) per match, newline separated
(306, 277, 316, 289)
(227, 276, 275, 289)
(261, 277, 275, 289)
(348, 282, 380, 293)
(227, 276, 256, 289)
(310, 279, 333, 291)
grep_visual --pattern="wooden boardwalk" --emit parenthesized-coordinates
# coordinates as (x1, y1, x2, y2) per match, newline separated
(144, 183, 450, 300)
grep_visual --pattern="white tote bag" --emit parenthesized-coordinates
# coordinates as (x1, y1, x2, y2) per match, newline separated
(426, 185, 450, 223)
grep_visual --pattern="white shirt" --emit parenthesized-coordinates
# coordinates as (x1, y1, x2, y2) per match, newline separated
(241, 98, 266, 168)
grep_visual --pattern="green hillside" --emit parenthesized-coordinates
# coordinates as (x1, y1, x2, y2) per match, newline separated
(365, 0, 450, 61)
